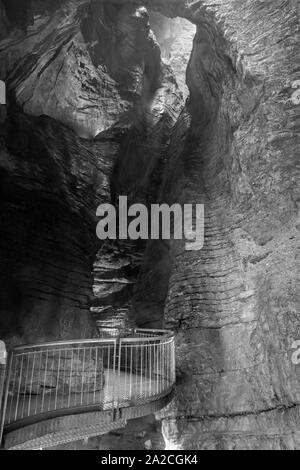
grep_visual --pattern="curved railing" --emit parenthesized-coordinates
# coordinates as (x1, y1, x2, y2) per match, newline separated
(0, 329, 175, 436)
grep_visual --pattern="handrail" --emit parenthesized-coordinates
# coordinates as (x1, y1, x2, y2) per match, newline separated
(120, 333, 174, 343)
(11, 337, 118, 352)
(11, 329, 173, 351)
(0, 341, 7, 444)
(0, 329, 175, 444)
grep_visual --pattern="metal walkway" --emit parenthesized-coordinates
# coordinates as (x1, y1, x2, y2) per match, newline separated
(0, 329, 175, 449)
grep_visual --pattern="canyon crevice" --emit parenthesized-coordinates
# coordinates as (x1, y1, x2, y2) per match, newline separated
(0, 0, 299, 450)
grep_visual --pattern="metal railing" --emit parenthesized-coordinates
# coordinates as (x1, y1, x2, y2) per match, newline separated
(0, 329, 175, 437)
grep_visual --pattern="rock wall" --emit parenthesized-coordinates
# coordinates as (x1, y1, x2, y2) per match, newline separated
(10, 348, 105, 395)
(0, 0, 299, 450)
(149, 11, 196, 100)
(0, 110, 112, 346)
(0, 0, 164, 138)
(142, 0, 300, 450)
(0, 0, 182, 349)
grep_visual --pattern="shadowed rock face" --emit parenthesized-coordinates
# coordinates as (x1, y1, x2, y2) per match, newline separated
(143, 0, 300, 450)
(149, 11, 196, 100)
(0, 0, 164, 138)
(0, 0, 299, 450)
(0, 0, 182, 347)
(0, 110, 112, 346)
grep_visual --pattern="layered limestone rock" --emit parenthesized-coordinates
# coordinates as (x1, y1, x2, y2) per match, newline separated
(0, 0, 162, 138)
(149, 11, 195, 100)
(0, 0, 299, 451)
(0, 0, 183, 348)
(10, 348, 105, 395)
(140, 0, 300, 451)
(0, 110, 113, 346)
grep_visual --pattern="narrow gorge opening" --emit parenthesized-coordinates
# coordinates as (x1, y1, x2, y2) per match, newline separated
(149, 11, 196, 101)
(0, 0, 298, 451)
(91, 7, 197, 334)
(90, 3, 235, 450)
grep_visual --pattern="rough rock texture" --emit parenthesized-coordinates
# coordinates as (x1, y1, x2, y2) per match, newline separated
(149, 11, 196, 100)
(1, 0, 299, 451)
(141, 0, 300, 451)
(0, 0, 183, 347)
(0, 0, 163, 138)
(0, 110, 112, 346)
(0, 1, 9, 40)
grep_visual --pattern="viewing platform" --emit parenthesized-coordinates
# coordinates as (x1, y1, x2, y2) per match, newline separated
(0, 329, 175, 450)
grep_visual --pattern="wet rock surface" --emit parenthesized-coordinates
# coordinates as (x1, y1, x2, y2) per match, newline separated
(0, 1, 163, 138)
(144, 0, 300, 450)
(149, 11, 195, 100)
(0, 0, 182, 348)
(0, 109, 111, 345)
(0, 0, 299, 450)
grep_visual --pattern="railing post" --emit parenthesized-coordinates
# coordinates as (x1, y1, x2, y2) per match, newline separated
(116, 337, 122, 419)
(172, 336, 176, 385)
(0, 341, 8, 447)
(112, 338, 116, 418)
(0, 330, 175, 446)
(0, 80, 7, 124)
